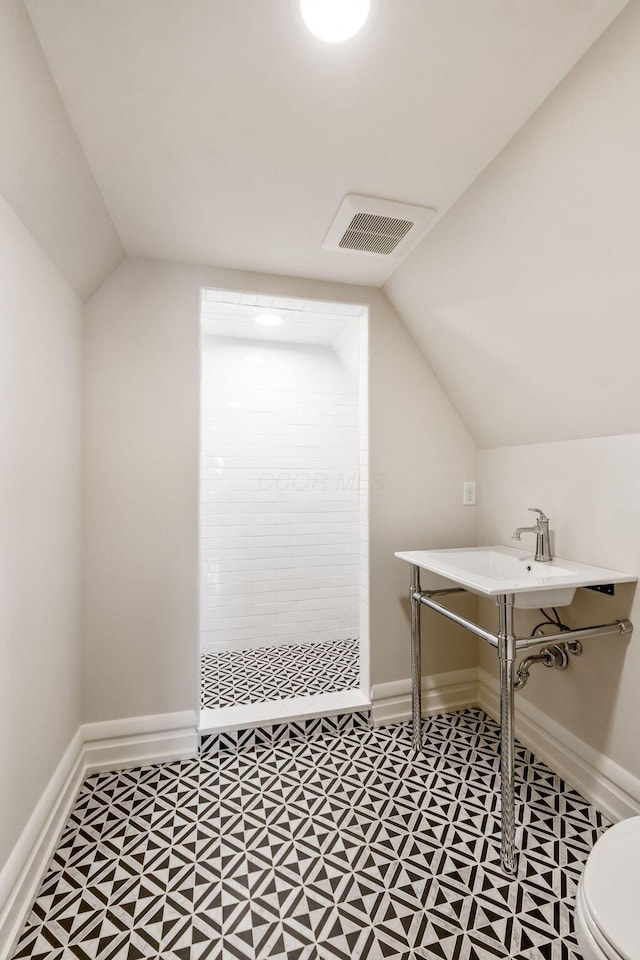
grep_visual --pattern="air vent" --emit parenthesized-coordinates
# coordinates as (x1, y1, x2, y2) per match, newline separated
(339, 212, 413, 254)
(323, 194, 437, 260)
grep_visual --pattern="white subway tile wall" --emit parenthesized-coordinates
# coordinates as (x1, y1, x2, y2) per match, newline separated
(357, 315, 370, 694)
(200, 335, 361, 653)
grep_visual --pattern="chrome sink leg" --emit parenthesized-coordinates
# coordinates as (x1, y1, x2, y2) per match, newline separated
(410, 564, 422, 750)
(497, 593, 517, 876)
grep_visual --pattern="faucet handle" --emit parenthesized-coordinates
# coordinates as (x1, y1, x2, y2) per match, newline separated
(528, 507, 548, 522)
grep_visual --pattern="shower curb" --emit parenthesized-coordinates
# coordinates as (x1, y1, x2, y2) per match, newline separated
(199, 709, 372, 756)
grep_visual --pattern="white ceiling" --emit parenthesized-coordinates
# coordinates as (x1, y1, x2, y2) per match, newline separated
(24, 0, 628, 290)
(201, 289, 363, 345)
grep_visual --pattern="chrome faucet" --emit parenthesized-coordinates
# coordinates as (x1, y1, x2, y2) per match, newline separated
(512, 508, 552, 562)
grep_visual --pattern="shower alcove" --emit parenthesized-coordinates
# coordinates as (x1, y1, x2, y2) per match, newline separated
(198, 289, 370, 735)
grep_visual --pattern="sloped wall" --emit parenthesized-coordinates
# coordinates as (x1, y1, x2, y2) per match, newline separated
(384, 0, 640, 797)
(0, 0, 123, 299)
(385, 0, 640, 449)
(83, 258, 478, 723)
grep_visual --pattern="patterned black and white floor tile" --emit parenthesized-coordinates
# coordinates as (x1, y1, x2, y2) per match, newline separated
(200, 637, 359, 710)
(200, 710, 372, 756)
(13, 707, 605, 960)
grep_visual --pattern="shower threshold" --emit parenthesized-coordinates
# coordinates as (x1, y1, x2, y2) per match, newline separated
(199, 688, 371, 738)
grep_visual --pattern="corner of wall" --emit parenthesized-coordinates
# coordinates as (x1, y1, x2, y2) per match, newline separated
(0, 712, 198, 958)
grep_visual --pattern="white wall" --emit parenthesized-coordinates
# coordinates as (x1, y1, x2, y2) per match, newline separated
(0, 192, 83, 881)
(200, 335, 360, 653)
(379, 0, 640, 794)
(356, 315, 370, 693)
(84, 257, 478, 723)
(0, 0, 123, 300)
(385, 0, 640, 449)
(478, 438, 640, 778)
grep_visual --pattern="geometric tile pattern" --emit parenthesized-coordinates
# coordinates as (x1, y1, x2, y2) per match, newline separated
(200, 637, 359, 710)
(200, 710, 371, 756)
(12, 707, 606, 960)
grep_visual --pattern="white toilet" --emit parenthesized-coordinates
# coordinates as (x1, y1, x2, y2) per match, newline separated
(575, 816, 640, 960)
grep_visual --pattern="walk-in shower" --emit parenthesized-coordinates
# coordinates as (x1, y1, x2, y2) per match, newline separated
(199, 290, 369, 730)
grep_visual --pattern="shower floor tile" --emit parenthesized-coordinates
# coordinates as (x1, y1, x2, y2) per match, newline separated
(13, 707, 603, 960)
(200, 636, 359, 710)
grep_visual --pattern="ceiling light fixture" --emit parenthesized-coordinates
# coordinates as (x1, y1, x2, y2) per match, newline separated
(300, 0, 370, 42)
(255, 313, 283, 326)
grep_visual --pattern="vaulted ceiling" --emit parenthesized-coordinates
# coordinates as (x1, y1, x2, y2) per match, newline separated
(385, 0, 640, 447)
(18, 0, 629, 296)
(5, 0, 638, 449)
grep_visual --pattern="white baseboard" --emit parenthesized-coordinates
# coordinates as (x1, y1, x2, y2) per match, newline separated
(0, 730, 85, 958)
(478, 668, 640, 823)
(82, 711, 198, 774)
(0, 711, 198, 959)
(373, 665, 640, 824)
(371, 667, 478, 727)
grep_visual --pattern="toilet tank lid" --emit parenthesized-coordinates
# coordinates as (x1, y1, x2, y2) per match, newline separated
(581, 816, 640, 960)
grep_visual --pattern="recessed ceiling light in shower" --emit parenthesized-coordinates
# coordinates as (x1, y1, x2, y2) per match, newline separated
(300, 0, 370, 42)
(255, 313, 283, 326)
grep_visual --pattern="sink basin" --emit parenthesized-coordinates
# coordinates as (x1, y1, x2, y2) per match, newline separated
(395, 545, 636, 608)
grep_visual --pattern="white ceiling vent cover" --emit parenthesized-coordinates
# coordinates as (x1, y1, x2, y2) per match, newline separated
(323, 194, 437, 260)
